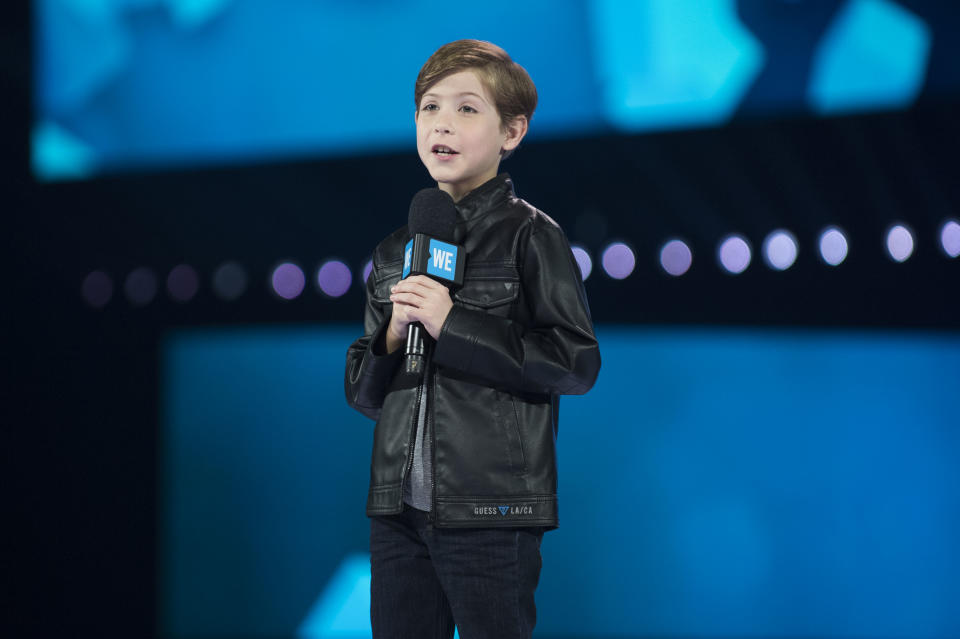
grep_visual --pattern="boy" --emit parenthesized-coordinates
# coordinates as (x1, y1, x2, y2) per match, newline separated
(344, 39, 600, 639)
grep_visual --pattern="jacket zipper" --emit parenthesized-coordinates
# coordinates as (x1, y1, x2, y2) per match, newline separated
(427, 355, 437, 524)
(400, 367, 424, 513)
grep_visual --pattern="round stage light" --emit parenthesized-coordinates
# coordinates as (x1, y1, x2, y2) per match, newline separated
(212, 261, 247, 301)
(167, 264, 199, 303)
(317, 260, 352, 298)
(601, 242, 635, 280)
(571, 245, 593, 281)
(885, 224, 914, 263)
(940, 220, 960, 258)
(271, 262, 306, 300)
(81, 270, 113, 308)
(124, 267, 157, 307)
(762, 230, 798, 271)
(718, 235, 751, 274)
(659, 239, 692, 276)
(818, 227, 849, 266)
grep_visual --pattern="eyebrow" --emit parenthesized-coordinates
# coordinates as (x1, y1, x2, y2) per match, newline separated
(422, 91, 488, 102)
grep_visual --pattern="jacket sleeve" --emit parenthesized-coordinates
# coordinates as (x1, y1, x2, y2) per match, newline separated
(432, 221, 601, 396)
(344, 261, 403, 420)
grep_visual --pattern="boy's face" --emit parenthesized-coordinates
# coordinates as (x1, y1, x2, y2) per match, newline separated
(416, 70, 525, 202)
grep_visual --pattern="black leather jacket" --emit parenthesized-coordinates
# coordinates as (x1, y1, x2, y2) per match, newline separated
(344, 174, 600, 529)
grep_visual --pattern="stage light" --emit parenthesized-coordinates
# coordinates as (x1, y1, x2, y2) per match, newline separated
(212, 261, 247, 301)
(818, 227, 849, 266)
(885, 224, 914, 262)
(601, 242, 635, 280)
(718, 235, 751, 274)
(659, 239, 692, 276)
(571, 245, 593, 281)
(941, 220, 960, 258)
(81, 270, 112, 308)
(762, 230, 798, 271)
(124, 267, 157, 306)
(362, 259, 374, 283)
(317, 260, 352, 298)
(271, 262, 305, 300)
(167, 264, 199, 303)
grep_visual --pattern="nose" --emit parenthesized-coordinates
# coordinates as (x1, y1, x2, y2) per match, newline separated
(434, 117, 452, 134)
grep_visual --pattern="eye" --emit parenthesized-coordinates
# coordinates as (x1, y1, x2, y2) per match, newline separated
(459, 105, 477, 113)
(421, 103, 438, 112)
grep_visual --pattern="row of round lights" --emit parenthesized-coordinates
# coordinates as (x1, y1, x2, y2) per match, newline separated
(81, 220, 959, 308)
(81, 258, 363, 309)
(574, 221, 960, 280)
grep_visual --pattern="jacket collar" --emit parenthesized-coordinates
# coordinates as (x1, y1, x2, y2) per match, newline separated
(454, 173, 515, 222)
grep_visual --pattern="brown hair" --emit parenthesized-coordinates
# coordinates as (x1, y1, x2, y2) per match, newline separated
(415, 40, 538, 157)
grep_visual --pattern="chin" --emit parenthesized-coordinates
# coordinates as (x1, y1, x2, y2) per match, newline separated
(428, 168, 461, 185)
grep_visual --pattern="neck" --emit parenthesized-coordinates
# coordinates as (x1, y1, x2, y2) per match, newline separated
(438, 169, 500, 202)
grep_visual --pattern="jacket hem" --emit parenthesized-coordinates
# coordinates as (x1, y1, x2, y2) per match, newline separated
(366, 488, 558, 528)
(434, 494, 557, 529)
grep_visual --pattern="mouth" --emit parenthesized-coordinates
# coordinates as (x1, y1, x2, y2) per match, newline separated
(432, 144, 459, 157)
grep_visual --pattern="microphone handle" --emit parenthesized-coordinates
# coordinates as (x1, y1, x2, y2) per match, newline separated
(405, 322, 426, 375)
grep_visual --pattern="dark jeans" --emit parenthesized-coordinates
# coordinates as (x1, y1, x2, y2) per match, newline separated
(370, 504, 545, 639)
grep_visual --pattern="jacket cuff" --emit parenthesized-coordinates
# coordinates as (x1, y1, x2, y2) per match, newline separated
(433, 305, 486, 374)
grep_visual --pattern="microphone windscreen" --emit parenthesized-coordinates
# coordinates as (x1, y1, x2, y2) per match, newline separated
(408, 188, 457, 242)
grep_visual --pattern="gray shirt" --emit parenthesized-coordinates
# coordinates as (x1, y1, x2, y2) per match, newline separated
(402, 377, 433, 511)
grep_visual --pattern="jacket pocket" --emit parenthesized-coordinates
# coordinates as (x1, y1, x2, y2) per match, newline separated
(372, 267, 402, 305)
(496, 391, 528, 477)
(453, 264, 519, 317)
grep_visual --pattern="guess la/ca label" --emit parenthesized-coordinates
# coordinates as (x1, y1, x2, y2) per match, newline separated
(473, 505, 535, 516)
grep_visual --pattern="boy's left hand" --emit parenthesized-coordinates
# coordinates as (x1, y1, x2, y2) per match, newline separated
(389, 275, 453, 341)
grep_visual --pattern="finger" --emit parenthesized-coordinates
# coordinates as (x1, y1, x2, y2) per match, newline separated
(394, 275, 442, 292)
(395, 281, 451, 300)
(408, 275, 443, 288)
(390, 303, 413, 324)
(390, 292, 423, 307)
(391, 282, 430, 298)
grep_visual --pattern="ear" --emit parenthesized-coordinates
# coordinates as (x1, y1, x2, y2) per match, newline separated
(501, 115, 528, 153)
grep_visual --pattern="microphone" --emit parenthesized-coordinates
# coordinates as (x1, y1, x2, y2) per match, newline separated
(402, 188, 465, 375)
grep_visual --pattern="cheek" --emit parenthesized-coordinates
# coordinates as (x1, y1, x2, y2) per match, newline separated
(415, 128, 429, 151)
(415, 130, 433, 164)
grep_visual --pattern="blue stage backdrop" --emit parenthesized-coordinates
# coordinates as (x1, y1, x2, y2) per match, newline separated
(35, 0, 952, 180)
(161, 325, 960, 639)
